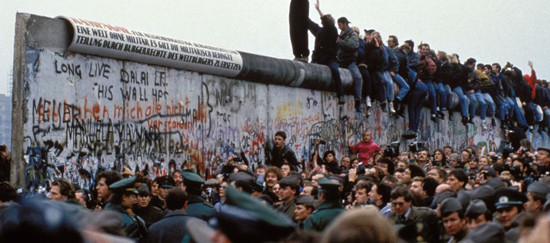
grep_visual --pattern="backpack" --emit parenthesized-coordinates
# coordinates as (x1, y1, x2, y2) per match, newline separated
(425, 57, 437, 75)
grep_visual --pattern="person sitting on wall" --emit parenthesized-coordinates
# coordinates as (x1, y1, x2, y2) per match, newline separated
(266, 131, 299, 169)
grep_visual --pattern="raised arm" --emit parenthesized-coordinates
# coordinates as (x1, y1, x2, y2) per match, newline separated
(315, 0, 324, 17)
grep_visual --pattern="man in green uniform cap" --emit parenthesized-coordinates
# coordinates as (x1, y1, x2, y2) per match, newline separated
(208, 186, 296, 243)
(304, 177, 345, 232)
(105, 176, 147, 241)
(181, 171, 216, 220)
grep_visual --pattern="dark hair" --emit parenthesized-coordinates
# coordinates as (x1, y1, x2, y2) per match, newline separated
(275, 131, 287, 140)
(381, 175, 398, 185)
(476, 63, 485, 70)
(233, 180, 252, 194)
(378, 157, 395, 175)
(449, 169, 468, 188)
(492, 63, 501, 72)
(405, 40, 415, 49)
(484, 64, 492, 72)
(52, 179, 76, 199)
(389, 35, 399, 46)
(408, 164, 426, 178)
(355, 181, 372, 193)
(465, 58, 477, 66)
(391, 186, 413, 202)
(166, 187, 188, 211)
(320, 187, 341, 202)
(377, 183, 392, 204)
(96, 171, 122, 187)
(442, 209, 465, 219)
(75, 189, 89, 202)
(422, 177, 439, 197)
(421, 43, 430, 49)
(0, 182, 17, 202)
(323, 151, 337, 164)
(433, 149, 447, 166)
(431, 167, 448, 181)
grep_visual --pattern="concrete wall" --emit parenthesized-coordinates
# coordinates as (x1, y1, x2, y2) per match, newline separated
(12, 13, 550, 189)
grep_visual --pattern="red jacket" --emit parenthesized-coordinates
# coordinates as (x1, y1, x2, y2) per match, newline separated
(349, 140, 381, 164)
(524, 68, 537, 100)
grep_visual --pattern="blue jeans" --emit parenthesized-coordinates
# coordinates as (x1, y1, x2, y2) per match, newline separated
(474, 91, 495, 120)
(465, 90, 477, 118)
(444, 84, 453, 111)
(373, 70, 394, 102)
(491, 94, 508, 121)
(453, 86, 469, 117)
(340, 61, 362, 101)
(424, 79, 437, 115)
(408, 81, 428, 132)
(506, 97, 528, 127)
(319, 57, 344, 98)
(529, 102, 542, 122)
(436, 83, 446, 111)
(408, 68, 417, 85)
(392, 73, 409, 101)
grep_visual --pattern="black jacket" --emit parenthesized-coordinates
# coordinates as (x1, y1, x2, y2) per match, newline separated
(436, 61, 453, 85)
(309, 16, 338, 64)
(393, 48, 409, 80)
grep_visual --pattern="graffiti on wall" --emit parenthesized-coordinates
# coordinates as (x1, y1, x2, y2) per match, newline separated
(25, 50, 550, 190)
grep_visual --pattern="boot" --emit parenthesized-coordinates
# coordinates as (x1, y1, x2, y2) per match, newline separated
(468, 117, 475, 124)
(381, 102, 387, 113)
(402, 130, 417, 139)
(431, 114, 439, 123)
(448, 110, 454, 121)
(338, 96, 346, 105)
(461, 117, 469, 126)
(355, 100, 362, 112)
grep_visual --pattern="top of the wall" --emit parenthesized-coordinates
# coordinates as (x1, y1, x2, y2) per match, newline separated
(20, 13, 354, 93)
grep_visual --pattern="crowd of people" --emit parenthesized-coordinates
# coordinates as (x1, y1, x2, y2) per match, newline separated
(1, 1, 550, 242)
(291, 0, 550, 139)
(2, 129, 550, 243)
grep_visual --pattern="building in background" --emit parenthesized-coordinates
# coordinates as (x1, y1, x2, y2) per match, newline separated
(0, 68, 12, 150)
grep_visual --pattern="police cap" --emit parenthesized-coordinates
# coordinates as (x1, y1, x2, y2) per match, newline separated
(494, 188, 527, 209)
(440, 197, 462, 216)
(109, 176, 138, 194)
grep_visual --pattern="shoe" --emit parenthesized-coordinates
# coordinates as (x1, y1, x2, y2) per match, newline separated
(389, 102, 396, 113)
(338, 96, 346, 105)
(529, 125, 534, 132)
(448, 111, 454, 121)
(438, 111, 445, 120)
(366, 108, 372, 117)
(468, 117, 474, 124)
(481, 121, 487, 130)
(355, 101, 362, 112)
(461, 117, 468, 126)
(366, 97, 372, 108)
(431, 114, 439, 123)
(491, 118, 497, 127)
(381, 103, 387, 113)
(402, 130, 417, 139)
(500, 122, 509, 130)
(397, 107, 406, 119)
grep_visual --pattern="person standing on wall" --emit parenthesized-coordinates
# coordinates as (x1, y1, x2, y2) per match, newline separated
(289, 0, 309, 62)
(308, 0, 345, 105)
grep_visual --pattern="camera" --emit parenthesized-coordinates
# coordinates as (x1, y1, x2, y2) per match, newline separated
(384, 141, 400, 158)
(409, 142, 424, 153)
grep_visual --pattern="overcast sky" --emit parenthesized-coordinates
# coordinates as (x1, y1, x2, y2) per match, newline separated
(2, 0, 550, 95)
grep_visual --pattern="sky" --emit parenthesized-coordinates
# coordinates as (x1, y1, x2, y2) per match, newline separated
(1, 0, 550, 95)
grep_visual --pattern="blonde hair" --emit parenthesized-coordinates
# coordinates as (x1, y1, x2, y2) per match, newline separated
(351, 26, 360, 35)
(450, 53, 459, 64)
(321, 207, 397, 243)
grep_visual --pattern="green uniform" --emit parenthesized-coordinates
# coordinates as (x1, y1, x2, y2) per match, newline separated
(303, 201, 345, 232)
(186, 194, 215, 221)
(105, 203, 147, 240)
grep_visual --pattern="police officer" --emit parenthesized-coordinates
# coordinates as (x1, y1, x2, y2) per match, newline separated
(465, 199, 491, 230)
(181, 171, 216, 220)
(494, 188, 527, 242)
(277, 176, 300, 220)
(150, 176, 174, 211)
(440, 198, 468, 243)
(133, 184, 164, 228)
(304, 177, 345, 232)
(524, 182, 550, 214)
(294, 195, 315, 229)
(208, 186, 296, 243)
(105, 176, 147, 241)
